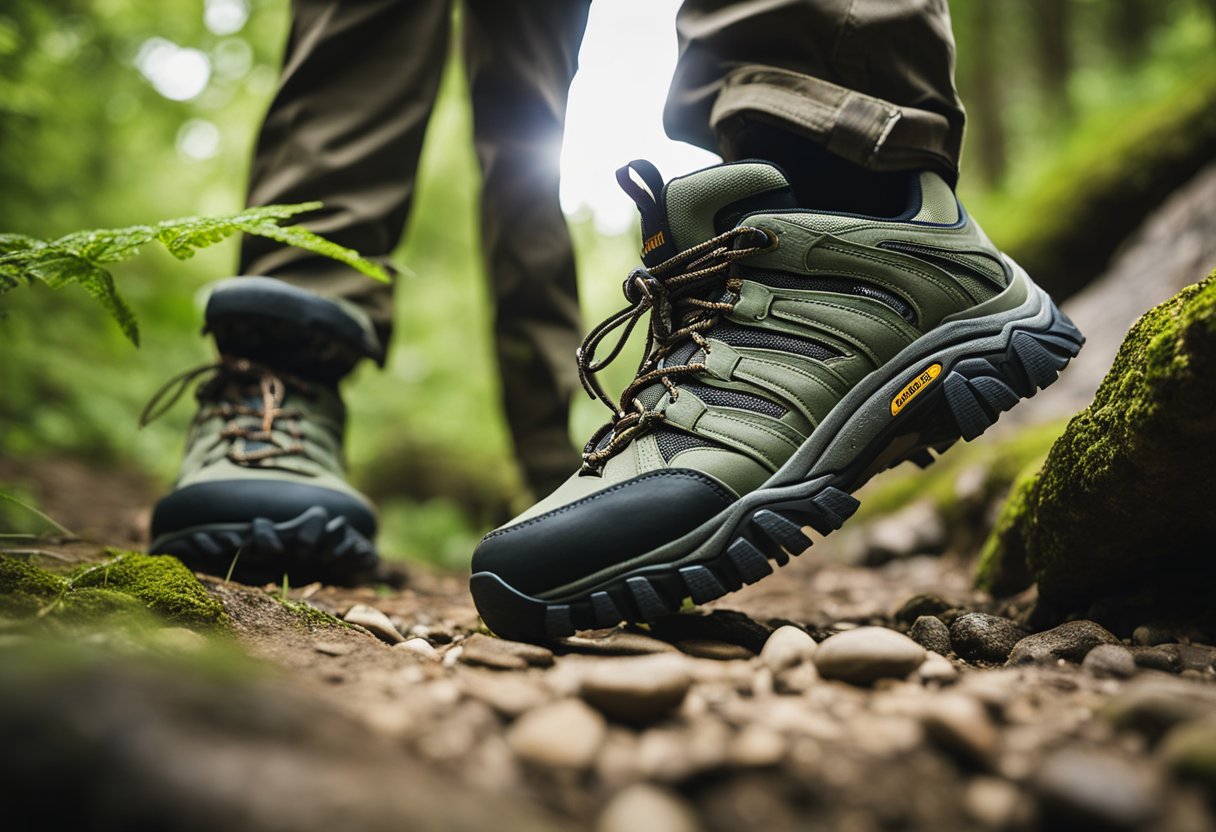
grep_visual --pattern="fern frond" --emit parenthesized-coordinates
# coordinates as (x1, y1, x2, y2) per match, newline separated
(0, 202, 390, 345)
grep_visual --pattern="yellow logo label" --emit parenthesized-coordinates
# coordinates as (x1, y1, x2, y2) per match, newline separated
(641, 230, 666, 255)
(890, 363, 943, 416)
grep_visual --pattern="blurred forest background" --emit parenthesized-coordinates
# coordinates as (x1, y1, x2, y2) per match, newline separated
(1, 0, 1214, 567)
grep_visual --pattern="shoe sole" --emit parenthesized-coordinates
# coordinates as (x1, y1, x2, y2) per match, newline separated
(471, 265, 1084, 642)
(149, 505, 379, 586)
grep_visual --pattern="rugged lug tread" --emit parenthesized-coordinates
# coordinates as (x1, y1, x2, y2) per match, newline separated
(944, 371, 990, 440)
(678, 564, 727, 605)
(626, 576, 673, 621)
(590, 591, 622, 627)
(151, 505, 378, 586)
(752, 509, 812, 554)
(968, 375, 1021, 414)
(727, 538, 774, 584)
(544, 604, 575, 638)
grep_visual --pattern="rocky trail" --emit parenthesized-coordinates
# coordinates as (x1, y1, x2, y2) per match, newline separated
(4, 166, 1216, 832)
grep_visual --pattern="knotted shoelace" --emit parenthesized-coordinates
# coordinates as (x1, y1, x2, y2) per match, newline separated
(577, 225, 774, 469)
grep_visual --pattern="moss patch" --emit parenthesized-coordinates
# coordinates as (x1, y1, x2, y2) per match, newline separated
(0, 555, 67, 617)
(69, 552, 228, 631)
(979, 273, 1216, 627)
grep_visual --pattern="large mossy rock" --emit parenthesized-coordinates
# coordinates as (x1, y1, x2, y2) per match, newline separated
(978, 274, 1216, 629)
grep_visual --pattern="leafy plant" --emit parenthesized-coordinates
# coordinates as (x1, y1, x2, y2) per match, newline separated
(0, 202, 389, 346)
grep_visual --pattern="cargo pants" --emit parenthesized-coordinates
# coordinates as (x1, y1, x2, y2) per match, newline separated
(239, 0, 964, 498)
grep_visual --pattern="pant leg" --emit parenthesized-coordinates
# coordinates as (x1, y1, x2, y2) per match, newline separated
(665, 0, 964, 183)
(241, 0, 453, 361)
(462, 0, 591, 498)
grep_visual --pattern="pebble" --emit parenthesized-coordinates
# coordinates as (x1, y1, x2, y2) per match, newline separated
(676, 640, 754, 660)
(1103, 678, 1216, 739)
(813, 627, 926, 684)
(343, 604, 404, 644)
(1006, 620, 1119, 665)
(563, 629, 679, 655)
(1034, 749, 1158, 830)
(596, 784, 700, 832)
(395, 637, 439, 660)
(460, 670, 549, 717)
(506, 699, 606, 770)
(1132, 624, 1177, 646)
(728, 724, 786, 767)
(459, 633, 554, 670)
(908, 615, 952, 656)
(759, 625, 818, 673)
(893, 594, 952, 625)
(964, 776, 1021, 829)
(950, 613, 1025, 664)
(1082, 644, 1137, 679)
(918, 651, 960, 683)
(1161, 716, 1216, 789)
(580, 654, 693, 724)
(920, 693, 1000, 765)
(1131, 645, 1182, 673)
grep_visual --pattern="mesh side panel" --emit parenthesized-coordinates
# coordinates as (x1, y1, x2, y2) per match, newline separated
(655, 428, 719, 461)
(711, 320, 840, 361)
(878, 242, 1007, 297)
(746, 271, 915, 322)
(681, 382, 785, 417)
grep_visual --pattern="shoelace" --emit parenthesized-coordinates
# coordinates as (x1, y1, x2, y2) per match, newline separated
(577, 225, 774, 470)
(140, 356, 315, 465)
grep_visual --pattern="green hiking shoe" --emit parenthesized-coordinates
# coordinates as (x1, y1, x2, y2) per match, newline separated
(148, 277, 381, 585)
(471, 159, 1084, 641)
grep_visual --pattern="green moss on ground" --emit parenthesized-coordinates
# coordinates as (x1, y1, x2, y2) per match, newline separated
(974, 463, 1041, 597)
(1, 552, 229, 633)
(980, 273, 1216, 626)
(70, 552, 229, 631)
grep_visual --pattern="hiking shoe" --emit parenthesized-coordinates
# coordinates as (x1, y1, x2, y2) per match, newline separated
(470, 159, 1083, 641)
(147, 277, 382, 585)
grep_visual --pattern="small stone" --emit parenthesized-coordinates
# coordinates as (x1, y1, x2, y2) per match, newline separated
(1131, 644, 1182, 673)
(507, 699, 606, 769)
(459, 633, 554, 670)
(312, 639, 353, 657)
(1034, 749, 1158, 830)
(1161, 716, 1216, 789)
(151, 627, 208, 654)
(343, 604, 404, 644)
(728, 724, 786, 767)
(908, 615, 952, 656)
(595, 784, 699, 832)
(580, 654, 693, 724)
(759, 626, 818, 673)
(773, 662, 820, 694)
(813, 627, 926, 684)
(563, 629, 679, 655)
(964, 777, 1022, 830)
(1104, 678, 1216, 739)
(950, 613, 1025, 664)
(676, 640, 753, 660)
(1132, 624, 1176, 646)
(918, 651, 959, 683)
(1007, 620, 1120, 665)
(395, 637, 439, 660)
(920, 693, 1000, 765)
(1177, 643, 1216, 672)
(460, 670, 549, 717)
(893, 593, 952, 625)
(1082, 644, 1137, 679)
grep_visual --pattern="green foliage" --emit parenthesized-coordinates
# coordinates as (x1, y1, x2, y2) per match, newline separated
(0, 203, 388, 345)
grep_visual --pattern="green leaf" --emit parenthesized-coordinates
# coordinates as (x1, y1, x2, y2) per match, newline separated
(237, 220, 391, 283)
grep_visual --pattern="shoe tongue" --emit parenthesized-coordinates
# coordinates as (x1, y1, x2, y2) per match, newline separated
(617, 160, 796, 268)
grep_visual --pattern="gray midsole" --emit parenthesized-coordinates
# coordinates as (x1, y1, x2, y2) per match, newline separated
(539, 265, 1053, 601)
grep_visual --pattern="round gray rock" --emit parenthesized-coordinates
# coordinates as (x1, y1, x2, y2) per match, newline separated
(1035, 749, 1158, 830)
(580, 654, 693, 724)
(506, 699, 606, 769)
(908, 615, 952, 656)
(596, 784, 700, 832)
(949, 612, 1025, 663)
(813, 627, 926, 684)
(1082, 644, 1137, 679)
(1007, 620, 1120, 665)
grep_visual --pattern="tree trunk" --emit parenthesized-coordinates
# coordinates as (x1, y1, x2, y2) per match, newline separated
(961, 0, 1007, 186)
(1028, 0, 1073, 121)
